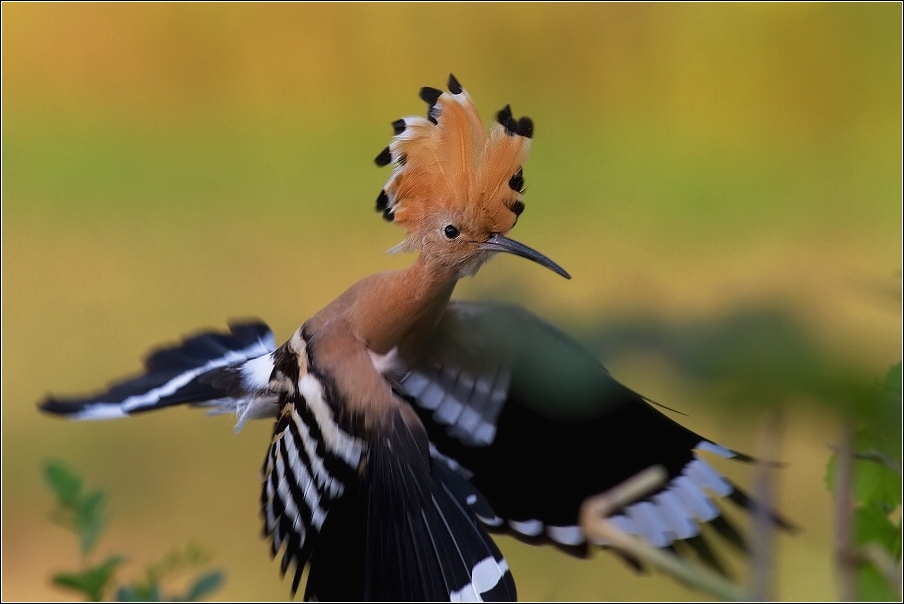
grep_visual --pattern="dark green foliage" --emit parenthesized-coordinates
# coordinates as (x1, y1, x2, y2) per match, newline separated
(825, 363, 902, 601)
(45, 460, 108, 554)
(44, 461, 225, 602)
(115, 544, 225, 602)
(53, 556, 125, 602)
(854, 506, 901, 561)
(116, 568, 225, 602)
(180, 571, 226, 602)
(582, 309, 876, 413)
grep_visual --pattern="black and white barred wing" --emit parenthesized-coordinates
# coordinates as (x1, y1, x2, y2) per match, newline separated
(261, 374, 366, 595)
(400, 301, 773, 565)
(300, 407, 515, 601)
(265, 328, 515, 600)
(40, 321, 280, 428)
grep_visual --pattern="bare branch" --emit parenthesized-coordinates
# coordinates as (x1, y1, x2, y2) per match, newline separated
(749, 412, 782, 601)
(834, 423, 857, 601)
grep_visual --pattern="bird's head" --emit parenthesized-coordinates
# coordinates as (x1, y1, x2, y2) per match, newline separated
(374, 74, 570, 281)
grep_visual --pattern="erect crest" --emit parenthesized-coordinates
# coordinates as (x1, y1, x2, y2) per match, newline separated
(374, 74, 533, 251)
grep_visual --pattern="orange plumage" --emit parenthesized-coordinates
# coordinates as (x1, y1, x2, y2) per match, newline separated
(375, 74, 533, 254)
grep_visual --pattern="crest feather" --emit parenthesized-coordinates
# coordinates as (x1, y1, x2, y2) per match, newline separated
(375, 74, 533, 246)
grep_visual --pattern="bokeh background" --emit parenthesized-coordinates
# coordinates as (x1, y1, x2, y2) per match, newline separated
(3, 4, 900, 601)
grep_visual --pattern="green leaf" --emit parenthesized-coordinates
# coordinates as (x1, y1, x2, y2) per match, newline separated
(52, 555, 124, 602)
(116, 585, 142, 601)
(825, 453, 837, 494)
(116, 582, 161, 602)
(76, 489, 107, 554)
(178, 571, 224, 602)
(144, 543, 212, 585)
(826, 362, 903, 511)
(854, 505, 902, 554)
(852, 457, 903, 510)
(823, 452, 901, 511)
(881, 362, 902, 396)
(871, 363, 903, 463)
(851, 363, 903, 467)
(45, 460, 83, 508)
(856, 562, 899, 601)
(44, 461, 110, 553)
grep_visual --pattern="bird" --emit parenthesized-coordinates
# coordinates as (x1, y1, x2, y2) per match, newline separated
(41, 74, 786, 601)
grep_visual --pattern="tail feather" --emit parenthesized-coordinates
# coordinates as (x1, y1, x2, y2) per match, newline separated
(39, 321, 278, 423)
(305, 409, 516, 602)
(302, 483, 367, 601)
(365, 410, 515, 601)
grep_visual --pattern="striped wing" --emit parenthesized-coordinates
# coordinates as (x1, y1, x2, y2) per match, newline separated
(399, 301, 765, 565)
(301, 407, 516, 601)
(262, 326, 516, 600)
(257, 326, 366, 594)
(261, 388, 365, 594)
(40, 321, 280, 428)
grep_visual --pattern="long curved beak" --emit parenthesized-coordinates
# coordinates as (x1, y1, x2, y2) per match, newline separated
(478, 233, 571, 279)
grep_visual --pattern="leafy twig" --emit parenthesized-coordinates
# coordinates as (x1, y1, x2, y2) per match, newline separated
(44, 461, 225, 601)
(45, 460, 108, 555)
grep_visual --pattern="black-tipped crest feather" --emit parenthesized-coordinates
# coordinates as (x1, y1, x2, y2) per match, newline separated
(448, 73, 463, 95)
(374, 146, 392, 167)
(419, 86, 443, 106)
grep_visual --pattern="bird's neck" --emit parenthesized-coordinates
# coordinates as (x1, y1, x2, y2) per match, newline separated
(366, 255, 459, 356)
(310, 254, 460, 361)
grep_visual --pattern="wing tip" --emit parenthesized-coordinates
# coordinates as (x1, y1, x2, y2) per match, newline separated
(38, 397, 129, 421)
(38, 397, 72, 416)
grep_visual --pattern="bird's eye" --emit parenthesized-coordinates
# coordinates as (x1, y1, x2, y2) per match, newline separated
(443, 225, 460, 239)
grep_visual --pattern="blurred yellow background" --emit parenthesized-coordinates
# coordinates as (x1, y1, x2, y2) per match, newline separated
(3, 4, 900, 601)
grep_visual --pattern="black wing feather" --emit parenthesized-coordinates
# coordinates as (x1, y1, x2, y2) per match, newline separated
(39, 321, 276, 420)
(305, 408, 516, 601)
(400, 302, 787, 563)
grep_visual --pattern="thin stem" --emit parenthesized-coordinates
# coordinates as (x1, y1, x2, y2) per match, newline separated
(834, 423, 857, 601)
(853, 449, 902, 476)
(749, 411, 782, 601)
(828, 444, 903, 475)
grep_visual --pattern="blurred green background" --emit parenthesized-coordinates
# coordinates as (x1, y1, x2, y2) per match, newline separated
(3, 4, 900, 601)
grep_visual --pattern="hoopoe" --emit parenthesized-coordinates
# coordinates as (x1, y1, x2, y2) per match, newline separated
(41, 74, 786, 601)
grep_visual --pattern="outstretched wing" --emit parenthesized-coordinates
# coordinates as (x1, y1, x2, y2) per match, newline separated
(39, 321, 280, 429)
(399, 301, 770, 565)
